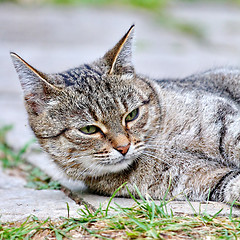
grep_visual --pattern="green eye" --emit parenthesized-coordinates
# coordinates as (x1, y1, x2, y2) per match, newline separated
(79, 125, 99, 135)
(125, 108, 139, 123)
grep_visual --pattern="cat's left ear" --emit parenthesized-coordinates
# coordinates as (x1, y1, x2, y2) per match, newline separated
(10, 52, 61, 115)
(103, 24, 135, 75)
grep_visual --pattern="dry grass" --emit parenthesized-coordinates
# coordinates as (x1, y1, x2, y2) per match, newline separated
(1, 207, 240, 239)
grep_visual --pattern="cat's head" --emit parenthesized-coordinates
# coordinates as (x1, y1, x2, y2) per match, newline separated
(11, 25, 160, 179)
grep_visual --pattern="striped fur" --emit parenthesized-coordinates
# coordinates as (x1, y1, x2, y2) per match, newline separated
(11, 25, 240, 203)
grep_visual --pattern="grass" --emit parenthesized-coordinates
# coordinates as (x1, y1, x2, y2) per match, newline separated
(1, 184, 240, 239)
(25, 166, 61, 190)
(0, 125, 30, 169)
(0, 125, 61, 190)
(49, 0, 168, 10)
(1, 125, 240, 239)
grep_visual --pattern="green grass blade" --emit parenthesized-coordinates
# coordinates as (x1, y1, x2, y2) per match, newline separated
(55, 230, 63, 240)
(126, 185, 141, 206)
(229, 200, 236, 221)
(212, 208, 223, 219)
(83, 203, 92, 216)
(134, 184, 146, 203)
(162, 175, 172, 202)
(17, 138, 36, 158)
(105, 182, 128, 216)
(150, 201, 155, 223)
(184, 194, 198, 216)
(129, 217, 149, 231)
(66, 202, 70, 219)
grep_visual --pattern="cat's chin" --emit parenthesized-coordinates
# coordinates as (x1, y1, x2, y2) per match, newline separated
(89, 154, 138, 177)
(98, 157, 135, 175)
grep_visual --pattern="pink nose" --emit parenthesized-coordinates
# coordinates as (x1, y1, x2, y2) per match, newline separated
(115, 143, 130, 156)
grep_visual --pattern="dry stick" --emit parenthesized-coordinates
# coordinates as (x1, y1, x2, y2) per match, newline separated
(61, 186, 96, 212)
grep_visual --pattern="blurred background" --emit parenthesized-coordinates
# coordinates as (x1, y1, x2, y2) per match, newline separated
(1, 0, 240, 148)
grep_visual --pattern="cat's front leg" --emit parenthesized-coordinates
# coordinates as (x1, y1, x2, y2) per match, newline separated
(222, 115, 240, 168)
(210, 171, 240, 202)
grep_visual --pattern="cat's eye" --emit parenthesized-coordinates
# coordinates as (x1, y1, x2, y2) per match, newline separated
(79, 125, 99, 135)
(125, 108, 139, 123)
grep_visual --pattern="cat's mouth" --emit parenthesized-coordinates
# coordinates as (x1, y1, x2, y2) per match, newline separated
(89, 145, 143, 176)
(97, 157, 135, 174)
(95, 151, 141, 175)
(99, 156, 132, 166)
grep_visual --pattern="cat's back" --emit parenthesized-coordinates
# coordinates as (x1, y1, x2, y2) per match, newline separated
(154, 67, 240, 104)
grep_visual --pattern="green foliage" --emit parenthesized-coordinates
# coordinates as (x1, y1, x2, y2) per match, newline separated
(25, 167, 61, 190)
(0, 217, 49, 240)
(48, 0, 240, 9)
(122, 0, 167, 10)
(0, 125, 34, 168)
(51, 0, 168, 10)
(0, 0, 17, 2)
(0, 124, 61, 190)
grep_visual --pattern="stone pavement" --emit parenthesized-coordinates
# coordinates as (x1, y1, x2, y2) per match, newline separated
(0, 168, 82, 222)
(1, 2, 240, 222)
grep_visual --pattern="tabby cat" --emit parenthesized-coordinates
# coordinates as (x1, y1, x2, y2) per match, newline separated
(11, 25, 240, 203)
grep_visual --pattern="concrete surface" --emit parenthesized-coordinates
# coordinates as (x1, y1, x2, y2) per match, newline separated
(1, 2, 240, 222)
(0, 168, 82, 222)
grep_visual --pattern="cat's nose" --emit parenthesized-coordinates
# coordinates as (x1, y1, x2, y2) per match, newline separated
(112, 134, 131, 156)
(115, 143, 131, 156)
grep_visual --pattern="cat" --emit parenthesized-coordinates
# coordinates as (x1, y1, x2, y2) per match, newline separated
(11, 25, 240, 203)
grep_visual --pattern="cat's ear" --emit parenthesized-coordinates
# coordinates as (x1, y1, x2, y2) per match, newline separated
(103, 24, 135, 75)
(10, 52, 60, 114)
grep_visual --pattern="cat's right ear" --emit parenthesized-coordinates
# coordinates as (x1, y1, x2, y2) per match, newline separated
(103, 25, 135, 75)
(10, 52, 60, 114)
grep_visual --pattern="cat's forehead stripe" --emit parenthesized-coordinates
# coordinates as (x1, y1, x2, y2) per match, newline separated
(59, 73, 75, 87)
(59, 64, 102, 88)
(84, 64, 102, 77)
(114, 97, 127, 113)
